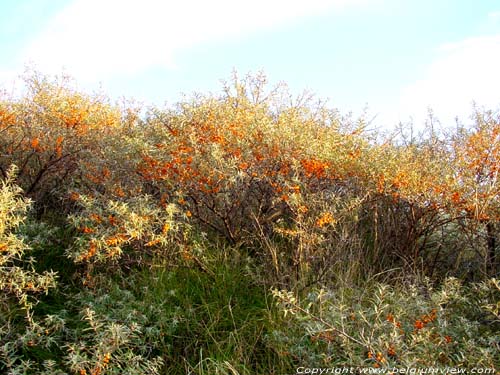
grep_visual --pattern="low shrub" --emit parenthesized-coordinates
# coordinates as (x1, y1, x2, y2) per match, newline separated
(270, 277, 500, 369)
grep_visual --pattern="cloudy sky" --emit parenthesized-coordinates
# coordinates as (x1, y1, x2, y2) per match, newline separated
(1, 0, 499, 129)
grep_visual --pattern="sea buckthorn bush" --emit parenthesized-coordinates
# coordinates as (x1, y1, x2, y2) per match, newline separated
(1, 277, 165, 374)
(270, 277, 500, 368)
(0, 71, 138, 213)
(0, 71, 498, 373)
(0, 165, 57, 373)
(67, 193, 182, 267)
(0, 166, 56, 314)
(133, 74, 376, 287)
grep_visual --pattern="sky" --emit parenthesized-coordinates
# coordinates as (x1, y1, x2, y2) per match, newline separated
(1, 0, 500, 130)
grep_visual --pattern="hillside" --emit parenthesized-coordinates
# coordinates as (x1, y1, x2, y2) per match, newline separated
(1, 72, 499, 374)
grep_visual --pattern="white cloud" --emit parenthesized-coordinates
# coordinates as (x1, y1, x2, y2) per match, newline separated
(396, 34, 500, 127)
(488, 11, 500, 20)
(17, 0, 369, 82)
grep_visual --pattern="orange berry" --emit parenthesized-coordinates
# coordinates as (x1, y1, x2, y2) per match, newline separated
(70, 192, 80, 201)
(105, 237, 119, 246)
(31, 137, 40, 150)
(162, 223, 170, 234)
(414, 320, 424, 330)
(145, 239, 161, 247)
(108, 215, 119, 226)
(103, 352, 111, 364)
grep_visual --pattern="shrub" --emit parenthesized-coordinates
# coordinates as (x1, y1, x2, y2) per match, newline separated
(0, 165, 57, 374)
(270, 277, 500, 368)
(67, 193, 183, 268)
(0, 165, 56, 315)
(0, 71, 135, 213)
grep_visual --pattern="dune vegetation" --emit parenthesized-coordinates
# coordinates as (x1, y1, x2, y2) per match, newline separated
(0, 71, 499, 374)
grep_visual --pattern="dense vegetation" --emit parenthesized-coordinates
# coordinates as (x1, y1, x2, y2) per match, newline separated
(0, 71, 498, 374)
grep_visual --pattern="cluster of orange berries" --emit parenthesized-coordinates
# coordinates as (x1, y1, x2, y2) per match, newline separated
(391, 172, 409, 190)
(316, 212, 336, 228)
(85, 167, 111, 185)
(54, 135, 64, 158)
(414, 308, 437, 331)
(79, 213, 114, 235)
(301, 158, 330, 179)
(376, 174, 385, 193)
(367, 350, 386, 367)
(450, 191, 462, 204)
(79, 352, 111, 375)
(385, 313, 402, 329)
(145, 239, 161, 247)
(297, 205, 308, 214)
(79, 241, 97, 262)
(80, 226, 95, 234)
(30, 137, 43, 152)
(104, 234, 128, 251)
(386, 309, 440, 335)
(0, 108, 16, 125)
(69, 191, 81, 201)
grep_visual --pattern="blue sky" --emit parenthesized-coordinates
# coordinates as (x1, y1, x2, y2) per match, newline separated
(1, 0, 500, 130)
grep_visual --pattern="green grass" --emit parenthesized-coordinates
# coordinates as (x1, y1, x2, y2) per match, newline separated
(128, 255, 290, 374)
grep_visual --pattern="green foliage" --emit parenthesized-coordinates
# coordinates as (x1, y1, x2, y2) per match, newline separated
(270, 277, 500, 368)
(0, 165, 57, 313)
(67, 193, 182, 265)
